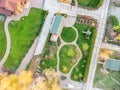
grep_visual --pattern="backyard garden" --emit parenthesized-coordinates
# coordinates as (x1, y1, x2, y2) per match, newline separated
(4, 8, 47, 71)
(105, 15, 120, 45)
(0, 17, 6, 60)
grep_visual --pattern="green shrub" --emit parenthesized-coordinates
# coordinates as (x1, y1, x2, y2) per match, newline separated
(110, 16, 119, 26)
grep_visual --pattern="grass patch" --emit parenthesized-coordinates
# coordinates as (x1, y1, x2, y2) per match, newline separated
(39, 41, 58, 70)
(61, 27, 76, 43)
(70, 23, 97, 82)
(4, 8, 46, 71)
(59, 45, 78, 74)
(94, 64, 120, 90)
(77, 0, 103, 9)
(0, 21, 6, 60)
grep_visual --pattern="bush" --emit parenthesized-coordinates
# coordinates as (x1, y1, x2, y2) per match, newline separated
(82, 43, 89, 51)
(110, 16, 119, 26)
(67, 48, 75, 57)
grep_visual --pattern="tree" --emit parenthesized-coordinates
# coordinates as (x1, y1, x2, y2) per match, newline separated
(82, 43, 89, 51)
(0, 70, 61, 90)
(67, 48, 75, 57)
(115, 34, 120, 41)
(99, 49, 113, 61)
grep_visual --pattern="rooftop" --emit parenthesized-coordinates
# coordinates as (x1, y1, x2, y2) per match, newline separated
(105, 58, 120, 71)
(50, 14, 64, 34)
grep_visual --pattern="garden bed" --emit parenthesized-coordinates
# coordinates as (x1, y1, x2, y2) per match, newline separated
(59, 45, 80, 74)
(71, 23, 97, 82)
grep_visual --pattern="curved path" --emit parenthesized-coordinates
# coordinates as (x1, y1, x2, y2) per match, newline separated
(56, 26, 83, 90)
(0, 19, 11, 72)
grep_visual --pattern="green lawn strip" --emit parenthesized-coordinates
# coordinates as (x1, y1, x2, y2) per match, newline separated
(77, 0, 103, 9)
(61, 27, 76, 43)
(70, 23, 97, 82)
(4, 8, 46, 71)
(59, 45, 77, 74)
(0, 21, 6, 60)
(94, 64, 120, 90)
(39, 40, 57, 70)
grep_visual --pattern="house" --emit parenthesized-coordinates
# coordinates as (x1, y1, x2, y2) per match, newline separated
(0, 0, 27, 16)
(50, 14, 64, 42)
(58, 0, 72, 3)
(105, 58, 120, 71)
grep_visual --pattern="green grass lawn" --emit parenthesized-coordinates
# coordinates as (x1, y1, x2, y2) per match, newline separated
(0, 21, 6, 60)
(39, 41, 58, 70)
(77, 0, 103, 9)
(61, 27, 76, 43)
(70, 23, 97, 82)
(59, 45, 78, 74)
(94, 64, 120, 90)
(4, 8, 46, 71)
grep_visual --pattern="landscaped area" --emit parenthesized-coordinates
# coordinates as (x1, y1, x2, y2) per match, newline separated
(77, 0, 103, 9)
(94, 64, 120, 90)
(61, 27, 76, 43)
(39, 16, 97, 82)
(71, 23, 97, 81)
(4, 8, 47, 71)
(59, 45, 80, 74)
(0, 21, 6, 60)
(39, 36, 58, 70)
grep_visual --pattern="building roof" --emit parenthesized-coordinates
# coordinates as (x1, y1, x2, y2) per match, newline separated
(50, 14, 64, 34)
(0, 0, 25, 11)
(105, 58, 120, 71)
(0, 7, 12, 16)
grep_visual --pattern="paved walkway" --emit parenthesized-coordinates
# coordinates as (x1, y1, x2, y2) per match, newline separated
(16, 37, 39, 74)
(101, 43, 120, 51)
(56, 26, 83, 90)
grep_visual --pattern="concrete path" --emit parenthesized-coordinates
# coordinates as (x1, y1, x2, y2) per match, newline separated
(101, 43, 120, 51)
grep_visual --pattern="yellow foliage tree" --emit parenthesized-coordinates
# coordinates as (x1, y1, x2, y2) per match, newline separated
(115, 34, 120, 41)
(0, 70, 61, 90)
(99, 49, 113, 61)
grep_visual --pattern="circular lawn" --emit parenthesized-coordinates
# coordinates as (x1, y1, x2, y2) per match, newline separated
(61, 27, 76, 43)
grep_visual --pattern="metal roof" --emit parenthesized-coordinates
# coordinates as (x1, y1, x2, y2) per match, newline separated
(105, 58, 120, 71)
(50, 14, 64, 34)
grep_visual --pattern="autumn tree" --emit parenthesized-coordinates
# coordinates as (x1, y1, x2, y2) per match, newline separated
(0, 70, 61, 90)
(98, 49, 113, 61)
